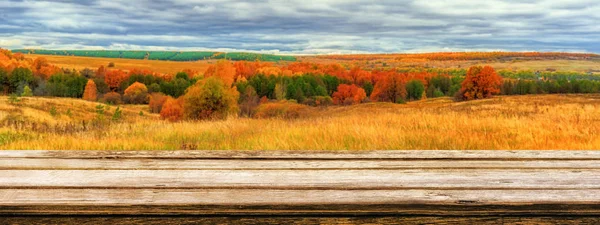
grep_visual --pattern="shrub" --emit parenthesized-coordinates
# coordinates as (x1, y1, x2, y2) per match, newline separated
(49, 106, 58, 117)
(406, 80, 425, 101)
(458, 65, 502, 101)
(160, 97, 184, 122)
(21, 86, 33, 97)
(148, 93, 168, 113)
(8, 94, 20, 104)
(123, 82, 149, 104)
(107, 62, 115, 67)
(82, 79, 98, 101)
(182, 77, 239, 120)
(314, 96, 333, 106)
(332, 84, 366, 105)
(102, 92, 122, 105)
(254, 101, 310, 119)
(112, 107, 122, 122)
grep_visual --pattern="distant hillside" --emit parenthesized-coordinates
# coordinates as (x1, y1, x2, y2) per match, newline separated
(11, 49, 297, 62)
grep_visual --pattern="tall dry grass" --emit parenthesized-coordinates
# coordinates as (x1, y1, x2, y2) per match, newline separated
(1, 95, 600, 150)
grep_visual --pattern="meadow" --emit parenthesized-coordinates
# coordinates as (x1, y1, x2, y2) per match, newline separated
(3, 50, 600, 150)
(2, 94, 599, 150)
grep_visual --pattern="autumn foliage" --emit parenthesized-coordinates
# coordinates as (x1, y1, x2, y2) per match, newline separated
(204, 60, 236, 87)
(160, 97, 184, 122)
(459, 65, 502, 100)
(332, 84, 367, 105)
(182, 77, 239, 120)
(254, 100, 309, 119)
(123, 82, 149, 104)
(149, 93, 168, 113)
(82, 79, 98, 101)
(102, 92, 122, 105)
(370, 72, 407, 103)
(105, 69, 129, 91)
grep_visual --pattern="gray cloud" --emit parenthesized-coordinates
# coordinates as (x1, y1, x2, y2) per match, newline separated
(0, 0, 598, 53)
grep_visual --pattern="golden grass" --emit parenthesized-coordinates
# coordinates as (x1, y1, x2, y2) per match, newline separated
(1, 94, 600, 150)
(23, 54, 213, 74)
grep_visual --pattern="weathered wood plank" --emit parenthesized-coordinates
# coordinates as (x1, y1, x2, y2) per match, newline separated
(3, 216, 599, 225)
(1, 150, 599, 220)
(2, 150, 600, 159)
(2, 189, 600, 205)
(1, 158, 600, 170)
(0, 169, 598, 189)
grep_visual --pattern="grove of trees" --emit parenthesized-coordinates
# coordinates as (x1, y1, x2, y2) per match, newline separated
(3, 48, 600, 122)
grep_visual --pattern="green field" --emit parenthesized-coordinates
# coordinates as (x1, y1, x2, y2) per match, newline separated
(12, 49, 296, 62)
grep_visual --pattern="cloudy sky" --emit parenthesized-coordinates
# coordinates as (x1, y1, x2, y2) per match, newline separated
(0, 0, 599, 54)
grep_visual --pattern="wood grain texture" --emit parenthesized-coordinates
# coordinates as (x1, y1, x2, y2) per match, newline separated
(0, 150, 598, 224)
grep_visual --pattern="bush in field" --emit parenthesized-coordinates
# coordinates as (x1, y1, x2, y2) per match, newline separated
(253, 100, 309, 119)
(82, 79, 97, 101)
(160, 97, 184, 122)
(123, 82, 149, 104)
(332, 84, 366, 105)
(314, 96, 333, 106)
(102, 92, 122, 105)
(458, 65, 502, 101)
(149, 93, 168, 113)
(112, 107, 122, 122)
(406, 80, 425, 101)
(21, 86, 33, 97)
(182, 77, 239, 120)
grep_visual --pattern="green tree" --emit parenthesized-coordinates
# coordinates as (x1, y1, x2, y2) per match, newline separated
(9, 67, 34, 93)
(406, 80, 425, 101)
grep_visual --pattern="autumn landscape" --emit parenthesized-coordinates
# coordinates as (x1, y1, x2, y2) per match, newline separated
(2, 1, 600, 150)
(0, 49, 599, 150)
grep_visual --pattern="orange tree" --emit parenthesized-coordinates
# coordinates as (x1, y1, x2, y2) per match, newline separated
(458, 65, 502, 101)
(332, 84, 366, 105)
(82, 79, 98, 101)
(160, 97, 184, 122)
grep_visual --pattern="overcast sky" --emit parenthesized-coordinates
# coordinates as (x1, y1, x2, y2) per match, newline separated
(0, 0, 599, 54)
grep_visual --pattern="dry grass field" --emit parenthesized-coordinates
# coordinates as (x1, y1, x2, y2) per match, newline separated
(23, 54, 214, 74)
(1, 94, 599, 150)
(27, 54, 600, 76)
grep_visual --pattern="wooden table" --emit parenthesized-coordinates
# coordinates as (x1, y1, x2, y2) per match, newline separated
(1, 150, 599, 224)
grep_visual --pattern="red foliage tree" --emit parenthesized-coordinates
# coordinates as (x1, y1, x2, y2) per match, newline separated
(459, 65, 502, 100)
(370, 72, 407, 103)
(332, 84, 367, 105)
(105, 69, 128, 91)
